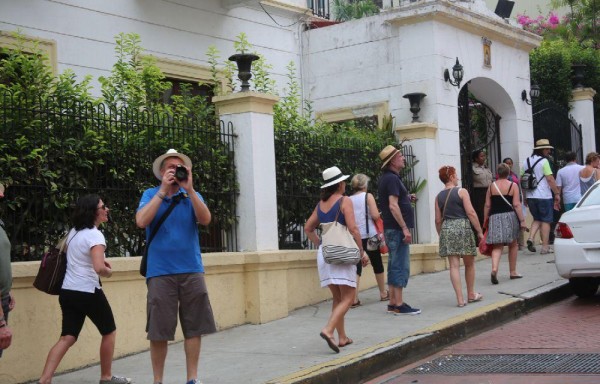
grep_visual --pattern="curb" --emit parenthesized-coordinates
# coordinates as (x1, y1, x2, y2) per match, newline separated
(268, 280, 572, 384)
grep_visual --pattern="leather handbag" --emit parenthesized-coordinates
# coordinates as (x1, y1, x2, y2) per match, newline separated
(33, 231, 79, 295)
(478, 230, 493, 257)
(478, 216, 492, 256)
(321, 197, 361, 265)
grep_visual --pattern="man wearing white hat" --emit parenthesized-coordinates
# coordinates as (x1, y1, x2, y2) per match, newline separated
(377, 145, 421, 315)
(521, 139, 561, 255)
(136, 149, 216, 384)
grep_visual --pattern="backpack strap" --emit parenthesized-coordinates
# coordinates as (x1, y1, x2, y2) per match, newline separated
(530, 157, 546, 181)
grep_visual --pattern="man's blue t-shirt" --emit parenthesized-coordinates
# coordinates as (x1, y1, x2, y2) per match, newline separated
(137, 186, 204, 278)
(378, 170, 414, 230)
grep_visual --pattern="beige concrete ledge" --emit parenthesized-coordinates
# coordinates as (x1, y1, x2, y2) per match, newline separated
(395, 122, 438, 140)
(571, 87, 597, 102)
(3, 245, 443, 383)
(212, 92, 279, 115)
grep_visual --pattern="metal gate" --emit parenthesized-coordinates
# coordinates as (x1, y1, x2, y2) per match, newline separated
(533, 101, 583, 167)
(458, 84, 502, 194)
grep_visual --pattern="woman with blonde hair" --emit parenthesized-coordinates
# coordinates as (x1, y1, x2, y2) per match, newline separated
(484, 163, 528, 284)
(434, 166, 484, 307)
(349, 174, 388, 307)
(305, 167, 369, 353)
(579, 152, 600, 195)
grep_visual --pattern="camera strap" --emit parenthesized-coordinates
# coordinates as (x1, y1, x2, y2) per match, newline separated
(146, 193, 185, 251)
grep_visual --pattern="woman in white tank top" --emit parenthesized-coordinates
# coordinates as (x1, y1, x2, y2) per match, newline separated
(349, 174, 389, 307)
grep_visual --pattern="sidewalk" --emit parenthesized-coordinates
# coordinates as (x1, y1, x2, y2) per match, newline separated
(46, 249, 571, 384)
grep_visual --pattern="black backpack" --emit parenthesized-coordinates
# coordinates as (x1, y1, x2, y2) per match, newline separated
(520, 157, 545, 191)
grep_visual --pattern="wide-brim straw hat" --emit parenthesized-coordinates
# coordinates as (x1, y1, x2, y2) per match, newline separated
(152, 149, 192, 180)
(321, 166, 350, 189)
(533, 139, 554, 150)
(379, 145, 400, 169)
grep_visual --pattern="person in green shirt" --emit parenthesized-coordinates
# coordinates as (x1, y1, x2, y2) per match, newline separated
(0, 183, 14, 357)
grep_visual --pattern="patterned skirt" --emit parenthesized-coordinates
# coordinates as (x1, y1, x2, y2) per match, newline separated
(439, 218, 477, 257)
(486, 211, 519, 245)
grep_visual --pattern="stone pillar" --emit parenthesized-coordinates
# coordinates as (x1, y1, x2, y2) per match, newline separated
(212, 92, 280, 252)
(395, 122, 438, 243)
(570, 88, 597, 156)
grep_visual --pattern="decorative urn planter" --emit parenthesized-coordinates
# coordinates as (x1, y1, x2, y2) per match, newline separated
(403, 92, 427, 122)
(571, 64, 586, 89)
(229, 53, 260, 92)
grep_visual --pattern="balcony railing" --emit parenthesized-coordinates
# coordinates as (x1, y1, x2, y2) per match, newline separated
(307, 0, 330, 19)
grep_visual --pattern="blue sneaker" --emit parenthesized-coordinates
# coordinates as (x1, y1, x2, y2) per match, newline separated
(395, 303, 421, 315)
(186, 380, 201, 384)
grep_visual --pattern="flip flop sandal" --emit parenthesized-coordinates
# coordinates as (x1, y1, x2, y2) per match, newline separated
(350, 300, 361, 308)
(527, 239, 537, 253)
(380, 291, 390, 301)
(468, 293, 484, 303)
(339, 337, 353, 347)
(320, 332, 340, 353)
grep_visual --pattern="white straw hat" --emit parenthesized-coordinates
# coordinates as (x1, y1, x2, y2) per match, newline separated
(152, 149, 192, 180)
(321, 166, 350, 189)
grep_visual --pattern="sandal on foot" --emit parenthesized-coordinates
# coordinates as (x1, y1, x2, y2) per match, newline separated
(320, 332, 340, 353)
(99, 376, 132, 384)
(380, 290, 390, 301)
(510, 274, 523, 279)
(527, 239, 537, 253)
(491, 272, 499, 285)
(457, 302, 466, 308)
(339, 337, 353, 347)
(468, 293, 483, 303)
(350, 300, 361, 308)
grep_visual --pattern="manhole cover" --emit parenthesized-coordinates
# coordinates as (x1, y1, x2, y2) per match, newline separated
(405, 354, 600, 374)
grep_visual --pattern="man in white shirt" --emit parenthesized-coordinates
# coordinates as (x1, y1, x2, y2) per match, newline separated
(522, 139, 561, 255)
(556, 152, 583, 212)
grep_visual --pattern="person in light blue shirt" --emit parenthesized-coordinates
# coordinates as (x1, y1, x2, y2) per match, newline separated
(136, 149, 216, 384)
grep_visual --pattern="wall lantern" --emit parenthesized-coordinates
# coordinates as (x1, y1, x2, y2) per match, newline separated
(521, 83, 540, 105)
(229, 53, 260, 92)
(444, 58, 464, 88)
(403, 92, 427, 122)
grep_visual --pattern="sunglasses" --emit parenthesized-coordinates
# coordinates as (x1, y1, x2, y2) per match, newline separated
(97, 204, 107, 211)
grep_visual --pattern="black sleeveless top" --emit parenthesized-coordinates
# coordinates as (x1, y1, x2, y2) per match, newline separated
(489, 182, 514, 215)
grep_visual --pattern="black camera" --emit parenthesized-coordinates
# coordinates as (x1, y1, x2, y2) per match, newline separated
(174, 165, 188, 181)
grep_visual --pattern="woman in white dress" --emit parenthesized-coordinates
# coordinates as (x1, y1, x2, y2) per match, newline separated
(305, 167, 368, 353)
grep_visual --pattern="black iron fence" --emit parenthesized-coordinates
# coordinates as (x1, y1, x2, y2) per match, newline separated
(533, 101, 583, 167)
(274, 130, 418, 249)
(0, 90, 237, 261)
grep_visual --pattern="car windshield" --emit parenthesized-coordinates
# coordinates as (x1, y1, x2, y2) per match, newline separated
(578, 183, 600, 207)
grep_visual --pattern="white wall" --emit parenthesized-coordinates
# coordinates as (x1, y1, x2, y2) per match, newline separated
(0, 0, 304, 96)
(303, 0, 541, 241)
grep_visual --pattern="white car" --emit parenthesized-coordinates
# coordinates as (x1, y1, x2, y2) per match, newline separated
(554, 180, 600, 298)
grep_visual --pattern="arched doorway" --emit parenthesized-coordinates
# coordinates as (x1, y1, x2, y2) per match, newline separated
(458, 83, 502, 195)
